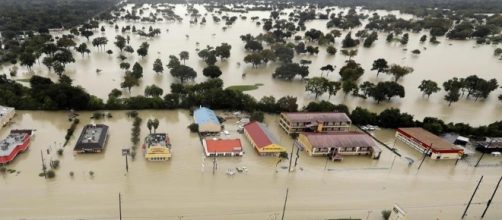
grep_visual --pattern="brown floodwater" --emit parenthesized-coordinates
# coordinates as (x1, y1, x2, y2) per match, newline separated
(0, 110, 501, 220)
(0, 5, 500, 126)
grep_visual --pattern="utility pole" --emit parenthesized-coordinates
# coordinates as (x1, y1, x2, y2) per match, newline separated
(462, 175, 484, 219)
(122, 148, 130, 173)
(40, 150, 46, 179)
(281, 188, 289, 220)
(288, 142, 294, 172)
(293, 145, 300, 170)
(212, 150, 217, 175)
(481, 176, 502, 218)
(119, 193, 122, 220)
(417, 145, 431, 171)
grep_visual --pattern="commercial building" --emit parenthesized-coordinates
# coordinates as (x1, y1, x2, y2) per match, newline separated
(0, 129, 34, 164)
(474, 137, 502, 153)
(279, 112, 351, 134)
(395, 127, 464, 159)
(0, 106, 15, 127)
(143, 133, 172, 161)
(296, 132, 381, 159)
(243, 121, 287, 156)
(203, 138, 243, 157)
(194, 107, 221, 134)
(74, 124, 109, 153)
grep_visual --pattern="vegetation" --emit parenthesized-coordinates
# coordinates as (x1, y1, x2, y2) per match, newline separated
(226, 84, 261, 92)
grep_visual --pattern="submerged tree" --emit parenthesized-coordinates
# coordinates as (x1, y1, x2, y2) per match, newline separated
(305, 77, 329, 99)
(418, 80, 441, 98)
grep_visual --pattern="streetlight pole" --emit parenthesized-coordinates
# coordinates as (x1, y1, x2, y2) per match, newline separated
(462, 175, 484, 219)
(481, 176, 502, 218)
(281, 188, 289, 220)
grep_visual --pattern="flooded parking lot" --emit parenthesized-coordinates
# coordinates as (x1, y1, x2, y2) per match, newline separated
(1, 110, 501, 220)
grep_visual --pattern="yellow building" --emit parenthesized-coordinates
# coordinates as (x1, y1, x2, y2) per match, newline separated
(143, 133, 172, 161)
(243, 121, 286, 156)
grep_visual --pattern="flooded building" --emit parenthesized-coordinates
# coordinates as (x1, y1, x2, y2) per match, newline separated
(194, 107, 221, 134)
(474, 137, 502, 153)
(74, 124, 109, 153)
(279, 112, 352, 134)
(243, 121, 286, 156)
(0, 129, 34, 164)
(143, 133, 172, 161)
(297, 132, 381, 159)
(202, 138, 243, 157)
(0, 106, 15, 127)
(396, 128, 464, 159)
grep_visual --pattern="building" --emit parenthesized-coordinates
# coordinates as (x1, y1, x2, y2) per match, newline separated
(395, 128, 464, 159)
(143, 133, 172, 161)
(203, 138, 243, 157)
(243, 121, 286, 156)
(279, 112, 352, 134)
(474, 137, 502, 153)
(389, 204, 408, 220)
(0, 106, 15, 127)
(194, 107, 221, 133)
(296, 132, 381, 159)
(74, 124, 109, 153)
(0, 129, 34, 164)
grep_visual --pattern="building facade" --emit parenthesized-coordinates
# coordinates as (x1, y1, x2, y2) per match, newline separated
(279, 112, 351, 134)
(194, 107, 221, 134)
(296, 132, 381, 159)
(243, 121, 286, 156)
(143, 133, 172, 161)
(396, 128, 464, 160)
(0, 129, 33, 164)
(203, 138, 243, 157)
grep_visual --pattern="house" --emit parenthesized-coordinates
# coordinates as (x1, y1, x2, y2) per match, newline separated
(296, 132, 381, 159)
(203, 138, 243, 157)
(395, 128, 464, 159)
(0, 106, 15, 127)
(194, 107, 221, 133)
(279, 112, 351, 134)
(143, 133, 172, 161)
(74, 124, 109, 153)
(0, 129, 34, 164)
(243, 121, 286, 156)
(474, 137, 502, 153)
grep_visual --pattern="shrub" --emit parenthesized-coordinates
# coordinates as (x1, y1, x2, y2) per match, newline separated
(46, 170, 56, 179)
(381, 210, 391, 220)
(89, 171, 94, 177)
(69, 171, 74, 177)
(188, 123, 199, 133)
(57, 149, 63, 156)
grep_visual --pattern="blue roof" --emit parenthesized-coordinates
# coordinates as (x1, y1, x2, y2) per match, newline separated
(194, 107, 220, 125)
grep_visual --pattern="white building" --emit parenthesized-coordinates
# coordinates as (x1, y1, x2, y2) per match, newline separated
(0, 106, 15, 127)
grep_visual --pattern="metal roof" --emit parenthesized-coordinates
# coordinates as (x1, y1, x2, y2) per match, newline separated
(282, 112, 351, 123)
(243, 122, 280, 148)
(194, 107, 220, 126)
(397, 127, 460, 151)
(74, 124, 109, 151)
(302, 132, 377, 149)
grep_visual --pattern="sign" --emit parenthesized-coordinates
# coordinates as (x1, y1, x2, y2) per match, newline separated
(122, 148, 130, 156)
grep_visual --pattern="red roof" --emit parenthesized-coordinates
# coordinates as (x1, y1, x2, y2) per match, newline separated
(204, 139, 242, 153)
(243, 121, 277, 148)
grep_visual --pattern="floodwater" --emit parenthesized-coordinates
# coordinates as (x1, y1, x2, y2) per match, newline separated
(1, 110, 502, 220)
(0, 4, 501, 125)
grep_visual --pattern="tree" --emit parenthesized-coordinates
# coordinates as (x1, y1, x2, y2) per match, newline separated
(276, 96, 298, 112)
(91, 37, 108, 50)
(179, 51, 189, 64)
(59, 75, 73, 86)
(170, 65, 197, 83)
(53, 49, 75, 66)
(114, 35, 126, 52)
(342, 32, 359, 48)
(260, 49, 276, 63)
(81, 30, 94, 41)
(57, 36, 76, 48)
(444, 89, 461, 106)
(144, 85, 164, 97)
(400, 33, 409, 45)
(342, 80, 358, 96)
(420, 35, 427, 42)
(244, 40, 263, 51)
(371, 58, 389, 76)
(147, 119, 153, 134)
(340, 49, 357, 60)
(250, 111, 265, 122)
(359, 81, 375, 97)
(339, 60, 364, 81)
(153, 59, 164, 74)
(132, 62, 143, 79)
(368, 81, 405, 103)
(244, 53, 263, 67)
(320, 64, 335, 76)
(378, 108, 415, 128)
(326, 46, 337, 55)
(272, 63, 309, 80)
(20, 52, 36, 70)
(121, 72, 139, 92)
(305, 77, 329, 99)
(75, 43, 90, 57)
(106, 50, 113, 56)
(274, 45, 294, 63)
(124, 45, 134, 54)
(327, 81, 341, 99)
(53, 61, 65, 77)
(418, 80, 441, 98)
(120, 62, 131, 71)
(363, 31, 378, 47)
(152, 119, 159, 133)
(137, 42, 149, 58)
(214, 43, 231, 60)
(42, 57, 53, 71)
(202, 65, 222, 78)
(167, 55, 181, 69)
(388, 64, 414, 81)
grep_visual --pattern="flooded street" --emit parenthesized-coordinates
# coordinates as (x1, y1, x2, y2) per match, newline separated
(0, 5, 500, 125)
(1, 110, 502, 219)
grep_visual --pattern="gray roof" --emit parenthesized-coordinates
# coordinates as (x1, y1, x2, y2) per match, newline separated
(75, 124, 109, 151)
(282, 112, 351, 123)
(303, 132, 377, 149)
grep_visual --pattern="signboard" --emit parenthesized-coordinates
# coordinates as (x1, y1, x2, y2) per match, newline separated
(122, 148, 130, 156)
